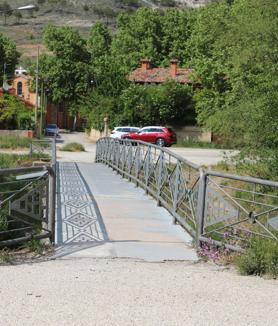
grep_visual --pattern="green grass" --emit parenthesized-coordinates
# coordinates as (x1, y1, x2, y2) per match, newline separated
(0, 153, 50, 168)
(173, 139, 225, 149)
(0, 135, 32, 149)
(61, 142, 85, 152)
(20, 239, 48, 255)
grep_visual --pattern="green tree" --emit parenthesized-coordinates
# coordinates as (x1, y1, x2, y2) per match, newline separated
(160, 9, 192, 65)
(0, 33, 20, 85)
(189, 0, 278, 178)
(0, 94, 33, 129)
(119, 81, 194, 126)
(88, 22, 111, 63)
(111, 8, 163, 69)
(40, 26, 91, 127)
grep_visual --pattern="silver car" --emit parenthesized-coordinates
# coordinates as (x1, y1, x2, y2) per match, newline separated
(110, 126, 139, 139)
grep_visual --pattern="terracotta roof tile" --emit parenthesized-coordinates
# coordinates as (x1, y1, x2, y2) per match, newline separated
(128, 67, 194, 84)
(0, 88, 35, 108)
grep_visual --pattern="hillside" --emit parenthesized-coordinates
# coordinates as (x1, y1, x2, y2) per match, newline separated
(0, 0, 211, 61)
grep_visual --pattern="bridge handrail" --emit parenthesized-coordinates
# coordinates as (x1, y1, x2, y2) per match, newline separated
(96, 137, 278, 251)
(0, 137, 57, 247)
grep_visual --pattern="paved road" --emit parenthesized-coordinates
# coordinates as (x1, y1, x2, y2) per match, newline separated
(56, 131, 96, 163)
(170, 147, 236, 166)
(57, 132, 233, 166)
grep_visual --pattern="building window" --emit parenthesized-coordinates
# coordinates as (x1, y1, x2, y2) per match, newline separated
(17, 82, 23, 96)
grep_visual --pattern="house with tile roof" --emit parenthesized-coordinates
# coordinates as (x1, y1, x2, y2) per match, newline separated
(0, 72, 37, 108)
(128, 59, 194, 85)
(1, 69, 85, 130)
(127, 59, 212, 143)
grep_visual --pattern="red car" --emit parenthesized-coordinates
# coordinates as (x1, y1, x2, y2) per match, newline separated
(122, 126, 177, 147)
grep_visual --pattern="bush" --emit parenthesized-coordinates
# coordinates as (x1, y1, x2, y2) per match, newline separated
(61, 142, 85, 152)
(236, 237, 278, 278)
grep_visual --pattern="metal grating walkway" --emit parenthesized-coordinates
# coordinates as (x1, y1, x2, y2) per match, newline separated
(56, 162, 106, 247)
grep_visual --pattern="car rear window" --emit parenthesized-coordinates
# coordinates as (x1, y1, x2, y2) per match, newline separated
(167, 128, 176, 135)
(150, 128, 164, 132)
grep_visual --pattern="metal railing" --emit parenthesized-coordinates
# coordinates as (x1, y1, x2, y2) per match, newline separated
(30, 137, 56, 164)
(0, 137, 56, 247)
(96, 138, 278, 250)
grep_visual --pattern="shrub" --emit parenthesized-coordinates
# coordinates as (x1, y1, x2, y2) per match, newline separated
(236, 237, 278, 278)
(61, 142, 85, 152)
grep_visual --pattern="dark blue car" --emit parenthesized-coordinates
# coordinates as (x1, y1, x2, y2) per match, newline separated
(45, 124, 59, 136)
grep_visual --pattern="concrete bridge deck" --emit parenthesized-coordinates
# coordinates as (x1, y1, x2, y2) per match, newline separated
(55, 162, 198, 262)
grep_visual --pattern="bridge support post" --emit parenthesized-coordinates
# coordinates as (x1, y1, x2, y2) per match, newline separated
(196, 169, 207, 248)
(48, 166, 56, 244)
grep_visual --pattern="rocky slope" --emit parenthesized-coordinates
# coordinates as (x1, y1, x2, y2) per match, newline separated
(0, 0, 212, 61)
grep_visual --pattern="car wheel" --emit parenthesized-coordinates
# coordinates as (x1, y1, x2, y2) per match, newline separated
(156, 138, 165, 147)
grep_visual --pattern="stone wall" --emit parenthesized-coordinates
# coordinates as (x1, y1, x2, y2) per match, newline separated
(174, 126, 212, 143)
(89, 128, 111, 142)
(89, 126, 211, 143)
(0, 130, 34, 138)
(89, 126, 212, 143)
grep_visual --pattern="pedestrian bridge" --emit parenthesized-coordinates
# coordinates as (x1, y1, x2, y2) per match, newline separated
(55, 162, 198, 261)
(54, 137, 278, 260)
(1, 137, 277, 259)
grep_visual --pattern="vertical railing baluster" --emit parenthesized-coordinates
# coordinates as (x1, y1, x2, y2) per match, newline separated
(196, 169, 207, 248)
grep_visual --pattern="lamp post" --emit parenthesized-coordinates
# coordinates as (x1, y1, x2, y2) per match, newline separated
(103, 115, 109, 137)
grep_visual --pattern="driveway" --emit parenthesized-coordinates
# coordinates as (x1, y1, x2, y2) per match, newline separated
(56, 131, 96, 163)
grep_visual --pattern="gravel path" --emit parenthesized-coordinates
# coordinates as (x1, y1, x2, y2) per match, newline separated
(0, 258, 277, 326)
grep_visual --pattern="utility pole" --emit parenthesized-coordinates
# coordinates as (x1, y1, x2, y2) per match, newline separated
(40, 82, 44, 138)
(35, 46, 40, 136)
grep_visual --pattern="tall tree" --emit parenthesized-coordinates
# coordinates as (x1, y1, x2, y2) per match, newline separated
(0, 33, 19, 85)
(40, 26, 91, 111)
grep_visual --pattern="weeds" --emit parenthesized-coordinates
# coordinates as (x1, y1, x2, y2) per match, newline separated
(0, 135, 32, 149)
(0, 153, 50, 168)
(236, 237, 278, 278)
(61, 142, 85, 152)
(21, 239, 48, 255)
(0, 249, 12, 264)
